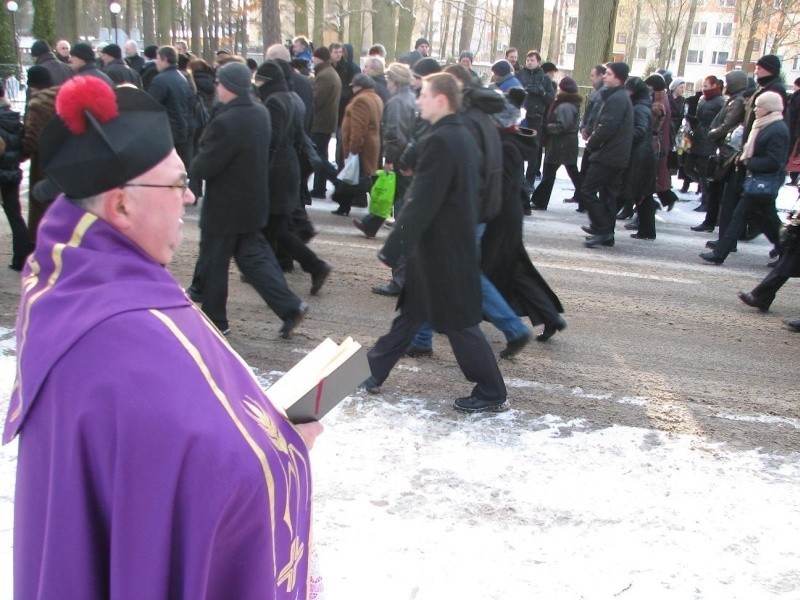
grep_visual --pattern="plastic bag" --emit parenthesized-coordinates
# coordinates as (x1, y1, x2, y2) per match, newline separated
(369, 170, 396, 218)
(337, 153, 360, 185)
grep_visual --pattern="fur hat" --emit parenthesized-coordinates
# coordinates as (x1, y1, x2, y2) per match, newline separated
(216, 62, 252, 96)
(607, 62, 629, 83)
(313, 46, 331, 62)
(40, 79, 174, 199)
(101, 44, 122, 60)
(558, 76, 578, 94)
(69, 43, 96, 64)
(30, 40, 51, 58)
(668, 77, 685, 92)
(756, 54, 781, 75)
(644, 73, 667, 92)
(413, 57, 441, 78)
(386, 62, 412, 87)
(755, 90, 784, 113)
(491, 60, 512, 77)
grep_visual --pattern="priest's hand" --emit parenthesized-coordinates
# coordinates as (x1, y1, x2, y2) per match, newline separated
(295, 421, 324, 451)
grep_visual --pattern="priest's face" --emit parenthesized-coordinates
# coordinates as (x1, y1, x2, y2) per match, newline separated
(121, 150, 194, 265)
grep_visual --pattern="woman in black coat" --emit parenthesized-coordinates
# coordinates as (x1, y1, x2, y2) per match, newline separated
(531, 77, 582, 211)
(483, 127, 566, 341)
(256, 60, 331, 293)
(686, 76, 725, 210)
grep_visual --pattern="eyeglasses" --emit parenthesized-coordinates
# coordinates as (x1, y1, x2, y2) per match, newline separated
(122, 173, 190, 198)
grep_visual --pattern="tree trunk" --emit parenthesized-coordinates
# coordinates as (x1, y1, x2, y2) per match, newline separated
(490, 0, 501, 61)
(450, 3, 460, 59)
(396, 0, 415, 58)
(552, 0, 566, 65)
(510, 0, 544, 56)
(678, 0, 698, 75)
(32, 0, 57, 44)
(125, 0, 136, 40)
(740, 0, 763, 70)
(295, 0, 309, 37)
(573, 0, 620, 87)
(440, 0, 451, 59)
(0, 8, 15, 73)
(546, 0, 559, 60)
(313, 0, 324, 48)
(154, 0, 171, 45)
(459, 0, 476, 54)
(263, 0, 282, 48)
(191, 0, 204, 56)
(657, 0, 672, 68)
(624, 1, 640, 64)
(55, 0, 79, 42)
(142, 0, 156, 45)
(350, 0, 364, 55)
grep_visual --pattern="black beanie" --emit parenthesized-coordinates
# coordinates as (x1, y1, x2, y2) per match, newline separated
(216, 62, 252, 96)
(101, 44, 122, 60)
(756, 54, 781, 75)
(415, 37, 430, 49)
(607, 62, 629, 83)
(27, 65, 53, 89)
(413, 57, 441, 78)
(30, 40, 51, 58)
(70, 43, 96, 64)
(255, 59, 285, 84)
(644, 73, 667, 92)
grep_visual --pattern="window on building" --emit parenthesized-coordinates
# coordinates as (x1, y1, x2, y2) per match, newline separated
(692, 21, 707, 35)
(712, 51, 729, 65)
(616, 32, 628, 44)
(568, 16, 578, 30)
(793, 55, 800, 71)
(715, 22, 733, 36)
(687, 50, 704, 63)
(636, 46, 647, 60)
(749, 39, 761, 52)
(565, 43, 576, 55)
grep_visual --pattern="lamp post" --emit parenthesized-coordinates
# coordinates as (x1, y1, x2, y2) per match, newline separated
(109, 2, 121, 46)
(6, 1, 19, 71)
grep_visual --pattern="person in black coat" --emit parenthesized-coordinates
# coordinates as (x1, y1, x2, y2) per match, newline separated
(362, 73, 506, 412)
(100, 44, 142, 89)
(581, 62, 634, 247)
(255, 60, 331, 295)
(701, 91, 789, 265)
(68, 43, 114, 87)
(188, 62, 307, 337)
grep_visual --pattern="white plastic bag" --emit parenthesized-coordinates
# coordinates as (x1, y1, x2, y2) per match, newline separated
(337, 153, 360, 185)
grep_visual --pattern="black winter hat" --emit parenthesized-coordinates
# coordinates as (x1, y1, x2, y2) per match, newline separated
(644, 73, 667, 92)
(607, 62, 630, 83)
(756, 54, 781, 74)
(30, 40, 51, 58)
(255, 59, 285, 84)
(491, 60, 512, 77)
(70, 43, 96, 64)
(415, 37, 430, 49)
(27, 65, 53, 89)
(217, 62, 253, 96)
(413, 57, 441, 78)
(558, 76, 578, 94)
(541, 62, 557, 73)
(101, 44, 122, 60)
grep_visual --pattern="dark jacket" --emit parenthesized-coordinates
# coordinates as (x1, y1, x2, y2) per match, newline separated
(103, 58, 142, 88)
(148, 64, 195, 145)
(372, 74, 391, 105)
(311, 61, 341, 134)
(580, 82, 604, 136)
(333, 52, 357, 126)
(76, 63, 114, 87)
(668, 93, 686, 147)
(0, 104, 22, 184)
(260, 83, 304, 215)
(125, 53, 145, 73)
(189, 95, 272, 235)
(289, 70, 314, 132)
(543, 91, 582, 166)
(744, 74, 788, 142)
(140, 61, 158, 91)
(708, 88, 747, 157)
(519, 66, 553, 129)
(35, 53, 73, 86)
(621, 85, 655, 200)
(461, 86, 504, 222)
(586, 85, 634, 169)
(194, 70, 216, 115)
(387, 113, 483, 332)
(21, 87, 57, 189)
(689, 92, 725, 156)
(744, 119, 790, 175)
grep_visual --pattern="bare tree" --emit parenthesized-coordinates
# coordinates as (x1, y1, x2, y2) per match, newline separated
(55, 0, 80, 42)
(263, 0, 281, 48)
(191, 0, 204, 56)
(676, 0, 699, 76)
(622, 0, 641, 64)
(510, 0, 544, 54)
(142, 0, 156, 45)
(646, 0, 690, 71)
(739, 0, 764, 69)
(459, 0, 477, 54)
(295, 0, 309, 37)
(396, 0, 416, 57)
(573, 0, 620, 86)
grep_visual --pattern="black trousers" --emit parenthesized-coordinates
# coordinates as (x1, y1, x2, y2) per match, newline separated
(199, 230, 302, 331)
(636, 196, 658, 238)
(582, 162, 623, 235)
(263, 213, 325, 275)
(750, 268, 791, 309)
(700, 178, 725, 229)
(1, 180, 33, 268)
(531, 162, 580, 209)
(367, 307, 507, 402)
(714, 193, 782, 260)
(311, 132, 332, 195)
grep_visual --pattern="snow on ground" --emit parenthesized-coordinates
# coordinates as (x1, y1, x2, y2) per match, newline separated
(1, 329, 800, 599)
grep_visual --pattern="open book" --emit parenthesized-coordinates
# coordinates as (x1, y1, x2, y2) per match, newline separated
(266, 337, 370, 424)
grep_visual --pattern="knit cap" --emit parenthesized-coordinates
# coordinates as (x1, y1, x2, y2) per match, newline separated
(217, 62, 252, 96)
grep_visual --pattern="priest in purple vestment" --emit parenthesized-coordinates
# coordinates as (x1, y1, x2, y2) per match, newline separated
(2, 75, 321, 599)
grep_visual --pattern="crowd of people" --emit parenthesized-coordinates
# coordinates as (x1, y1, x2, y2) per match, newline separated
(1, 32, 799, 598)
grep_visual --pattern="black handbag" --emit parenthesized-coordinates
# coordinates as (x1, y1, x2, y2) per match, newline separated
(743, 171, 783, 199)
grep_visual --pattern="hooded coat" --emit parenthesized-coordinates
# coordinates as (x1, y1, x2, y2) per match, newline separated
(542, 90, 582, 165)
(621, 81, 655, 200)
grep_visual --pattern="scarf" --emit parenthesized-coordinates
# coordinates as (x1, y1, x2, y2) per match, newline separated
(742, 110, 785, 161)
(702, 86, 722, 100)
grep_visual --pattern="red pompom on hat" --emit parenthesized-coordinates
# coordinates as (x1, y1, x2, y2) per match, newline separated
(55, 75, 119, 134)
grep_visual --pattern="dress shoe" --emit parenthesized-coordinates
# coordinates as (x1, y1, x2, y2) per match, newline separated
(662, 199, 676, 212)
(705, 240, 735, 252)
(537, 315, 566, 342)
(279, 302, 308, 339)
(575, 207, 587, 213)
(783, 318, 800, 332)
(691, 223, 714, 232)
(499, 332, 531, 359)
(372, 282, 401, 296)
(331, 207, 350, 216)
(359, 376, 381, 394)
(453, 395, 507, 412)
(186, 287, 203, 303)
(8, 263, 23, 272)
(531, 205, 547, 211)
(767, 258, 780, 268)
(623, 222, 639, 231)
(693, 203, 707, 212)
(680, 183, 691, 193)
(769, 246, 781, 258)
(310, 262, 332, 295)
(563, 196, 579, 203)
(630, 233, 656, 240)
(738, 291, 770, 311)
(581, 225, 599, 235)
(353, 218, 375, 238)
(405, 345, 433, 358)
(585, 232, 614, 248)
(699, 251, 724, 265)
(523, 206, 532, 216)
(310, 191, 326, 200)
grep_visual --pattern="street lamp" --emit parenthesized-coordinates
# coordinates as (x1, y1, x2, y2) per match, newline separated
(6, 1, 19, 71)
(109, 2, 121, 46)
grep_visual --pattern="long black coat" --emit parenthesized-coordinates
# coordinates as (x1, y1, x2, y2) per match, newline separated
(389, 113, 483, 332)
(621, 87, 655, 200)
(586, 85, 633, 169)
(260, 83, 304, 216)
(148, 65, 195, 145)
(543, 91, 582, 166)
(190, 95, 271, 235)
(482, 131, 563, 325)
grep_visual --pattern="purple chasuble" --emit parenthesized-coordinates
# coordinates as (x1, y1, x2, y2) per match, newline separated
(4, 196, 312, 599)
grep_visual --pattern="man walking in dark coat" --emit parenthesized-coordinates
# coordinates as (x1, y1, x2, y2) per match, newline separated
(29, 40, 73, 86)
(189, 62, 308, 338)
(580, 62, 634, 248)
(361, 73, 507, 412)
(68, 43, 114, 87)
(148, 46, 195, 168)
(100, 44, 142, 89)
